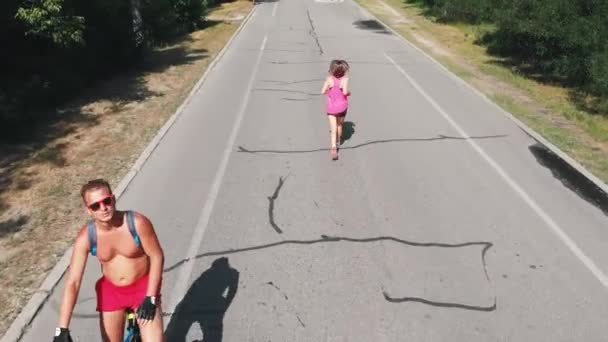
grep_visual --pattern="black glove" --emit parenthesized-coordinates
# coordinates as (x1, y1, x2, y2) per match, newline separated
(137, 296, 157, 321)
(53, 328, 72, 342)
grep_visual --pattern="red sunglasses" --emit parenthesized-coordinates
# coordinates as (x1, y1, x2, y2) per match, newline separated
(88, 196, 114, 211)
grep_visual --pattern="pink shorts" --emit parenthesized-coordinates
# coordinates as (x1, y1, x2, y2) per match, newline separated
(95, 274, 161, 312)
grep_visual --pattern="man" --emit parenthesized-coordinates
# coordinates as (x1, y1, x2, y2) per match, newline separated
(53, 179, 165, 342)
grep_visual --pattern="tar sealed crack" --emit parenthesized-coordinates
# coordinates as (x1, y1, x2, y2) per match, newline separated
(163, 235, 496, 314)
(268, 175, 289, 234)
(306, 10, 324, 55)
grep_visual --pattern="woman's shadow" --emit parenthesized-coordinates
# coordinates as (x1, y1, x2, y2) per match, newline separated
(165, 257, 239, 342)
(341, 121, 356, 144)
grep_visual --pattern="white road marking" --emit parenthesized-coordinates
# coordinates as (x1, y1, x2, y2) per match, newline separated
(166, 35, 268, 314)
(385, 52, 608, 288)
(272, 2, 278, 16)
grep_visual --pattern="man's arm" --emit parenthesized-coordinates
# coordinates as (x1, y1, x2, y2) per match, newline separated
(135, 213, 164, 298)
(58, 228, 90, 328)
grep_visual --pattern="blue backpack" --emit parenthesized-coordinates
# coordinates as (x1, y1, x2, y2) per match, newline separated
(88, 210, 141, 256)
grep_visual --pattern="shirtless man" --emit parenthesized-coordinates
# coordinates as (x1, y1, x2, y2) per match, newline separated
(53, 179, 165, 342)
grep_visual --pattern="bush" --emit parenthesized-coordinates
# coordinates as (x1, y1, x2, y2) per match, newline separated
(1, 0, 210, 138)
(172, 0, 206, 33)
(140, 0, 179, 44)
(589, 50, 608, 97)
(410, 0, 497, 23)
(488, 0, 608, 93)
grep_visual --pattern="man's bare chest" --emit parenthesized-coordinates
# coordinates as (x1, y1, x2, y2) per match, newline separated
(95, 227, 143, 262)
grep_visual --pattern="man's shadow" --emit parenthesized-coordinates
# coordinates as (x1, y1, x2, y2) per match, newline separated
(165, 257, 239, 342)
(341, 121, 355, 144)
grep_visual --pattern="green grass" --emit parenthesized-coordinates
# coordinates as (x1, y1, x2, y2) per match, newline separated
(33, 145, 66, 166)
(46, 183, 68, 197)
(450, 65, 473, 80)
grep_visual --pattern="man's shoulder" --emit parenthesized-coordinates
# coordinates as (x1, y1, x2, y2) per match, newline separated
(73, 223, 92, 250)
(129, 210, 153, 230)
(129, 210, 149, 221)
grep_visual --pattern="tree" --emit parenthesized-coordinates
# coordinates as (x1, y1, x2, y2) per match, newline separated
(16, 0, 84, 46)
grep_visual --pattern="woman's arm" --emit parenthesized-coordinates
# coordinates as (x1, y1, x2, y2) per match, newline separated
(341, 77, 350, 96)
(321, 78, 329, 94)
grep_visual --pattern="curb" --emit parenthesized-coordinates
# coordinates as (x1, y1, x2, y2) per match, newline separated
(354, 0, 608, 195)
(1, 6, 256, 342)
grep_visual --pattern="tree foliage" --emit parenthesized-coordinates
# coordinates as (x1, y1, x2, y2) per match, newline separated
(2, 0, 214, 137)
(16, 0, 85, 46)
(410, 0, 608, 101)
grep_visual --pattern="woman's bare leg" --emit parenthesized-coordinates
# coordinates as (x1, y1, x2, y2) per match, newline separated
(336, 116, 345, 145)
(327, 115, 338, 159)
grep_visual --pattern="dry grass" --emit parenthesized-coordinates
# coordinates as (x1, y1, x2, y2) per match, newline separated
(0, 0, 252, 336)
(208, 0, 253, 21)
(356, 0, 608, 183)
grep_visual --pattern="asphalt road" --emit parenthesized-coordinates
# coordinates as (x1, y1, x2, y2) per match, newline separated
(16, 0, 608, 340)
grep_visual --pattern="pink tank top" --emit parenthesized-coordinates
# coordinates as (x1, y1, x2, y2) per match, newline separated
(326, 77, 348, 114)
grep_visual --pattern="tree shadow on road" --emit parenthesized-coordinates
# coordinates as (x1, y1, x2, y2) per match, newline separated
(165, 257, 239, 342)
(353, 19, 392, 35)
(529, 143, 608, 216)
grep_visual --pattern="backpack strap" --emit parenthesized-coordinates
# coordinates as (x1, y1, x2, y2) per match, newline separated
(87, 211, 140, 256)
(88, 221, 97, 256)
(126, 210, 141, 247)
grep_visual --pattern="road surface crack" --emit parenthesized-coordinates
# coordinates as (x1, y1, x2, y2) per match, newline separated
(268, 175, 289, 234)
(266, 281, 306, 327)
(164, 235, 496, 313)
(306, 10, 324, 55)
